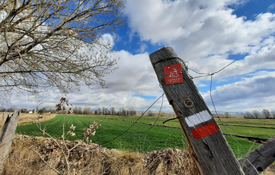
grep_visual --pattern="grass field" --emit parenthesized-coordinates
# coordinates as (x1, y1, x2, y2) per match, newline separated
(216, 117, 275, 128)
(96, 115, 275, 139)
(16, 115, 187, 153)
(15, 114, 269, 158)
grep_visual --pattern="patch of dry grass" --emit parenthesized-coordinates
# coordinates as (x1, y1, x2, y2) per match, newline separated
(2, 135, 275, 175)
(0, 112, 56, 131)
(3, 135, 200, 175)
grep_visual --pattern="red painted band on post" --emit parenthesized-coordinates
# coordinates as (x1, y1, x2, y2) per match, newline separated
(192, 122, 219, 139)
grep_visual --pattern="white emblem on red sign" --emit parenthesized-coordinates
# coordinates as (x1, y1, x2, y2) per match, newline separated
(163, 64, 184, 85)
(169, 68, 179, 78)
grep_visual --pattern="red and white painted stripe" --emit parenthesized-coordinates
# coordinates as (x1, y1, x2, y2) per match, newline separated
(184, 110, 219, 139)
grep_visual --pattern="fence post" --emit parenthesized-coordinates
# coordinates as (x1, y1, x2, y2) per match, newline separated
(239, 136, 275, 175)
(0, 111, 20, 174)
(149, 46, 244, 175)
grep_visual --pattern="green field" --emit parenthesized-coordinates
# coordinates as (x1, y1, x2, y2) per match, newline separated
(216, 117, 275, 128)
(15, 114, 273, 158)
(99, 115, 275, 139)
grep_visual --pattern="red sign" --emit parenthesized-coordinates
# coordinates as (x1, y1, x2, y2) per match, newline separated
(191, 122, 219, 139)
(163, 64, 184, 85)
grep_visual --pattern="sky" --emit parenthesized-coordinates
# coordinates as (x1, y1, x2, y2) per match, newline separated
(6, 0, 275, 114)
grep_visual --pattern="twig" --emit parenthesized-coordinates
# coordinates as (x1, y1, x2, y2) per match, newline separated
(29, 145, 60, 174)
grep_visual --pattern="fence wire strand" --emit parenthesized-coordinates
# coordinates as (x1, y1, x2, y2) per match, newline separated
(88, 57, 258, 172)
(185, 59, 244, 149)
(100, 93, 165, 147)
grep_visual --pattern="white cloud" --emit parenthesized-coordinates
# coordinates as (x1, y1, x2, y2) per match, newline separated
(126, 0, 275, 78)
(202, 71, 275, 112)
(124, 0, 275, 113)
(135, 43, 148, 53)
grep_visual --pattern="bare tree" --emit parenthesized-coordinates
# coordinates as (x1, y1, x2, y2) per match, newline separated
(103, 107, 108, 115)
(147, 110, 155, 116)
(244, 111, 253, 119)
(224, 112, 230, 118)
(97, 108, 101, 115)
(128, 108, 136, 116)
(6, 106, 18, 112)
(271, 110, 275, 119)
(110, 107, 116, 115)
(83, 107, 91, 114)
(73, 106, 79, 114)
(102, 107, 105, 115)
(77, 107, 82, 114)
(121, 108, 126, 116)
(0, 0, 125, 100)
(252, 110, 261, 119)
(118, 108, 122, 116)
(262, 109, 271, 119)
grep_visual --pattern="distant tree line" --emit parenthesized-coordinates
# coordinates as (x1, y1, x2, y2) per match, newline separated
(146, 110, 176, 117)
(222, 109, 275, 119)
(244, 109, 275, 119)
(72, 107, 93, 115)
(94, 107, 137, 116)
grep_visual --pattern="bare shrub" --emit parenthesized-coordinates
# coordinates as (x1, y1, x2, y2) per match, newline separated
(29, 118, 101, 174)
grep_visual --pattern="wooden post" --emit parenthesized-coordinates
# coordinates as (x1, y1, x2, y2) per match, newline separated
(239, 136, 275, 175)
(149, 47, 244, 175)
(0, 111, 20, 174)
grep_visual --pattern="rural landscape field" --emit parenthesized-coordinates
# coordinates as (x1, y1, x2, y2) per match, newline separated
(1, 112, 274, 174)
(1, 0, 275, 174)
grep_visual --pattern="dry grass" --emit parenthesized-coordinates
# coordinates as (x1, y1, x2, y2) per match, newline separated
(2, 135, 200, 175)
(0, 112, 56, 131)
(3, 135, 275, 175)
(1, 113, 275, 175)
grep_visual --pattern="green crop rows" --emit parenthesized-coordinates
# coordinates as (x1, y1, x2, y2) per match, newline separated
(15, 114, 270, 158)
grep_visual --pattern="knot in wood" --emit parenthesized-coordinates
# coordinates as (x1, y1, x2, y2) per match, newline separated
(184, 98, 194, 108)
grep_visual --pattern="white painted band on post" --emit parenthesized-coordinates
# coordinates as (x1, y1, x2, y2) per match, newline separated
(185, 110, 213, 127)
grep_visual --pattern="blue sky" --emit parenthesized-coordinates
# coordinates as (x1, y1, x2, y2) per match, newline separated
(9, 0, 275, 113)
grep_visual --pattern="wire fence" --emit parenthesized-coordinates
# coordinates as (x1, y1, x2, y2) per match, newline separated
(70, 58, 247, 158)
(11, 57, 265, 174)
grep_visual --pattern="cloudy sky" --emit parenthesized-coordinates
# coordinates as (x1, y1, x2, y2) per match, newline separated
(8, 0, 275, 113)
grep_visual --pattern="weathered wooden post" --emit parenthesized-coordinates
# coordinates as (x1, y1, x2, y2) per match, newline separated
(149, 47, 244, 175)
(0, 111, 20, 174)
(239, 136, 275, 175)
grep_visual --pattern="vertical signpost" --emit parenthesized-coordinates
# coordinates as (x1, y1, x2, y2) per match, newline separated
(150, 47, 244, 175)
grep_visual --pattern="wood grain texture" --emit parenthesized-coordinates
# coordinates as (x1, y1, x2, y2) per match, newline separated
(239, 136, 275, 175)
(0, 111, 20, 174)
(150, 46, 244, 175)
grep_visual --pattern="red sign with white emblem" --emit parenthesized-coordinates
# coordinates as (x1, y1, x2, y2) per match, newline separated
(163, 64, 184, 85)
